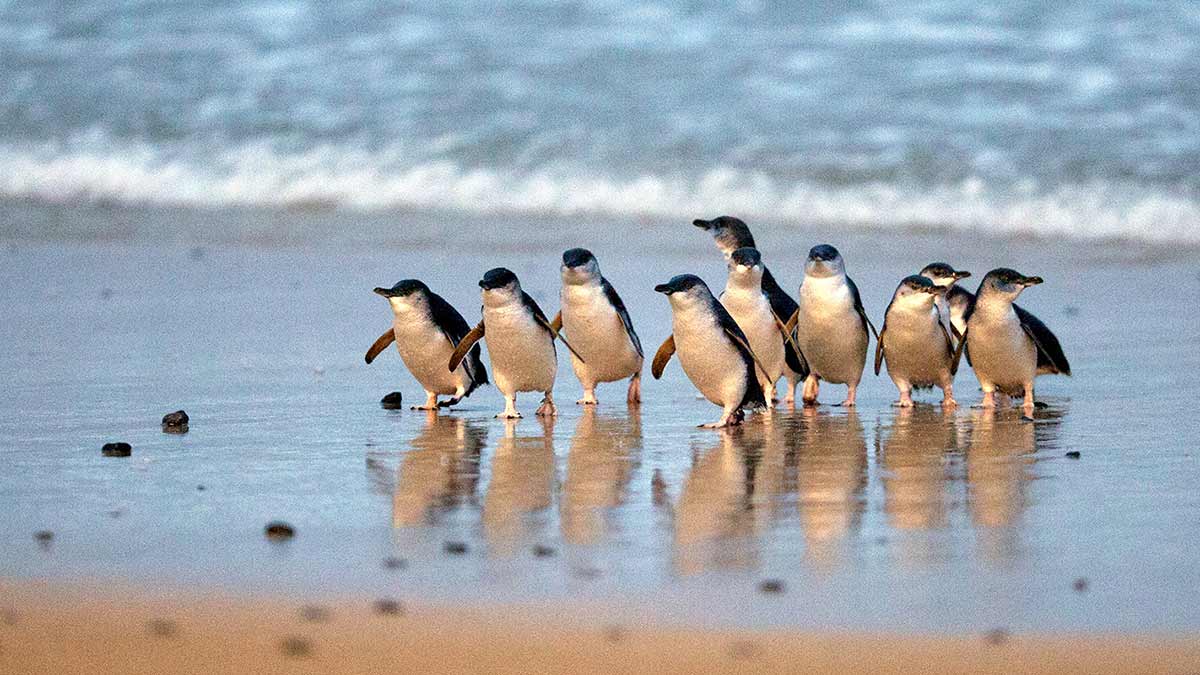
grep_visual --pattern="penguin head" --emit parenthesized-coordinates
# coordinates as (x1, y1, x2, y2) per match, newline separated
(560, 247, 601, 285)
(692, 215, 755, 257)
(805, 244, 845, 277)
(654, 274, 709, 307)
(919, 262, 971, 288)
(479, 267, 521, 305)
(979, 268, 1042, 299)
(892, 275, 947, 308)
(373, 279, 431, 311)
(727, 247, 764, 287)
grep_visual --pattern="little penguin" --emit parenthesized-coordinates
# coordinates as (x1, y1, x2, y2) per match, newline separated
(957, 268, 1071, 415)
(692, 216, 809, 402)
(449, 268, 584, 419)
(719, 247, 795, 409)
(919, 262, 973, 342)
(874, 275, 958, 407)
(785, 245, 878, 407)
(651, 274, 768, 428)
(552, 248, 644, 405)
(365, 279, 488, 409)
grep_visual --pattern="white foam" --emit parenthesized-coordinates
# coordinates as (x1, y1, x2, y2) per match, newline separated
(1, 139, 1198, 244)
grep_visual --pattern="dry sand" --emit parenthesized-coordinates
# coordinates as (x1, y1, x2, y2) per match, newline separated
(1, 581, 1197, 675)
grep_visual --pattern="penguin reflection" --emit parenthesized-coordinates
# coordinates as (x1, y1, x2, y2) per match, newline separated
(560, 406, 642, 546)
(878, 406, 958, 567)
(482, 417, 556, 556)
(392, 411, 486, 528)
(673, 431, 762, 575)
(795, 408, 868, 565)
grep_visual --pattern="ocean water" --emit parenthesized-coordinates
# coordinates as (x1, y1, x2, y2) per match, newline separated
(1, 1, 1199, 243)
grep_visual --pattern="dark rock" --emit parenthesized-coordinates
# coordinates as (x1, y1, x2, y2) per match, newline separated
(728, 640, 763, 660)
(443, 541, 468, 555)
(758, 579, 785, 594)
(1065, 451, 1081, 459)
(601, 625, 625, 643)
(146, 619, 178, 638)
(162, 410, 189, 434)
(1073, 578, 1089, 593)
(196, 485, 206, 491)
(34, 530, 54, 543)
(101, 442, 132, 457)
(264, 521, 295, 540)
(983, 628, 1009, 646)
(279, 636, 312, 658)
(372, 599, 404, 616)
(382, 556, 407, 570)
(1064, 306, 1080, 317)
(299, 606, 331, 623)
(380, 392, 404, 410)
(532, 544, 556, 558)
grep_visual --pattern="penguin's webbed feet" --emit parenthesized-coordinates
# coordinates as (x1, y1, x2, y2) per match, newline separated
(575, 391, 598, 406)
(495, 411, 523, 419)
(536, 395, 557, 417)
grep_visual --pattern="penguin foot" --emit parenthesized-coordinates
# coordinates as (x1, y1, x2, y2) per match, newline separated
(536, 397, 557, 417)
(412, 405, 440, 411)
(941, 397, 958, 408)
(576, 395, 598, 405)
(626, 376, 642, 404)
(438, 396, 464, 408)
(834, 400, 856, 407)
(495, 411, 523, 419)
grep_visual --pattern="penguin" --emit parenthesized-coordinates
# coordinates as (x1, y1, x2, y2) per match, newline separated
(956, 268, 1071, 415)
(919, 262, 973, 341)
(785, 245, 877, 407)
(551, 248, 643, 405)
(651, 274, 768, 428)
(718, 247, 794, 409)
(365, 279, 488, 409)
(692, 216, 809, 401)
(448, 268, 584, 419)
(874, 275, 958, 407)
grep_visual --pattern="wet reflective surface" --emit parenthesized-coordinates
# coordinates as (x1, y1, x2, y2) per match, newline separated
(2, 238, 1199, 632)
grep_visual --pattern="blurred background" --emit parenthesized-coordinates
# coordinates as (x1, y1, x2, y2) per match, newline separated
(0, 1, 1197, 244)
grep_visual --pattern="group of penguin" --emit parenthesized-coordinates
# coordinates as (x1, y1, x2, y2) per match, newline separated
(366, 216, 1071, 428)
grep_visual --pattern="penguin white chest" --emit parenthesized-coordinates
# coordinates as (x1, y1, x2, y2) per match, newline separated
(483, 303, 557, 394)
(968, 306, 1036, 389)
(391, 312, 461, 395)
(881, 307, 948, 386)
(797, 278, 867, 384)
(721, 288, 783, 381)
(561, 284, 640, 382)
(672, 310, 747, 406)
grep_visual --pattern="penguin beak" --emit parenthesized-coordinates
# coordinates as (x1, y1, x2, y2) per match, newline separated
(1021, 276, 1044, 286)
(692, 218, 711, 230)
(654, 283, 674, 294)
(925, 285, 950, 295)
(954, 270, 972, 280)
(374, 287, 398, 298)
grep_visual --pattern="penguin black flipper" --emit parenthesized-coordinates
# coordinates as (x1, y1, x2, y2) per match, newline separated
(846, 275, 880, 342)
(947, 286, 974, 339)
(427, 292, 489, 390)
(651, 335, 675, 379)
(1015, 304, 1071, 376)
(601, 277, 643, 358)
(952, 327, 969, 374)
(364, 328, 395, 364)
(448, 320, 485, 373)
(525, 291, 586, 363)
(771, 309, 809, 375)
(762, 268, 807, 377)
(711, 301, 768, 410)
(550, 311, 562, 334)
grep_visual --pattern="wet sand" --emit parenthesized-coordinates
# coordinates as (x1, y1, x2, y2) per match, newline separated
(2, 206, 1200, 669)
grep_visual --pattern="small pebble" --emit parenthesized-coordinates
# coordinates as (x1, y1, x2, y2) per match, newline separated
(1073, 578, 1089, 593)
(146, 619, 178, 638)
(264, 522, 295, 540)
(299, 606, 332, 623)
(443, 541, 468, 555)
(601, 624, 625, 643)
(382, 556, 407, 570)
(162, 410, 189, 434)
(34, 530, 54, 543)
(984, 628, 1010, 646)
(1065, 451, 1081, 460)
(532, 544, 556, 558)
(728, 640, 763, 660)
(1064, 306, 1080, 317)
(101, 442, 132, 458)
(197, 485, 206, 492)
(372, 599, 404, 616)
(758, 579, 785, 594)
(99, 288, 114, 300)
(107, 509, 123, 519)
(380, 392, 404, 410)
(279, 636, 312, 658)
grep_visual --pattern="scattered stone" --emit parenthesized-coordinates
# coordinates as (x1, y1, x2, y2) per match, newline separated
(1064, 306, 1080, 317)
(1034, 401, 1049, 409)
(33, 530, 53, 549)
(382, 556, 407, 570)
(99, 288, 114, 300)
(372, 599, 404, 616)
(162, 410, 189, 434)
(532, 544, 556, 558)
(1073, 578, 1089, 593)
(264, 522, 295, 541)
(601, 624, 625, 643)
(380, 392, 404, 410)
(279, 636, 312, 658)
(758, 579, 785, 594)
(146, 619, 178, 638)
(983, 628, 1010, 646)
(102, 442, 132, 457)
(443, 541, 468, 555)
(299, 606, 331, 623)
(107, 509, 123, 519)
(1065, 451, 1081, 460)
(197, 485, 206, 492)
(728, 640, 763, 660)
